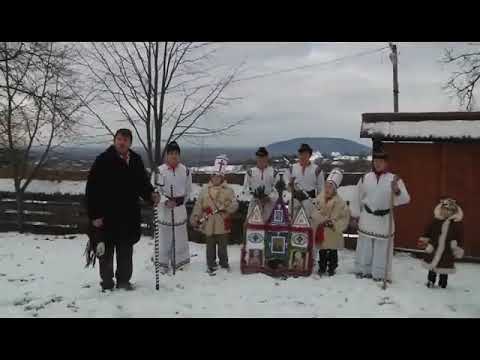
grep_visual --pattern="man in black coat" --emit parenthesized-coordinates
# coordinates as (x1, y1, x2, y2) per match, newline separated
(85, 129, 159, 291)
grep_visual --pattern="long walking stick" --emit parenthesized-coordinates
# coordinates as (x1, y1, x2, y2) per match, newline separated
(170, 185, 176, 276)
(153, 171, 161, 291)
(382, 179, 396, 290)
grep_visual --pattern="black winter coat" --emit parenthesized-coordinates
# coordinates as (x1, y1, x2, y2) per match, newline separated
(85, 146, 154, 245)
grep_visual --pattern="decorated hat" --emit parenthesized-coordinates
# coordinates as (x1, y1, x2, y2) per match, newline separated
(298, 143, 313, 154)
(372, 139, 388, 160)
(326, 168, 343, 188)
(166, 141, 181, 154)
(213, 154, 229, 175)
(255, 147, 269, 157)
(439, 198, 458, 213)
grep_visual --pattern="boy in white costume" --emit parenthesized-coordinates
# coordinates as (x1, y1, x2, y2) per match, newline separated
(243, 147, 277, 222)
(155, 141, 192, 273)
(354, 141, 410, 282)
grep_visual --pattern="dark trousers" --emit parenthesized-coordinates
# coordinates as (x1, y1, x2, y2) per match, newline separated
(428, 270, 448, 288)
(318, 249, 338, 274)
(99, 241, 133, 286)
(206, 234, 229, 269)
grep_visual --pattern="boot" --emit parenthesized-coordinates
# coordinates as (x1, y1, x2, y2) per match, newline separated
(117, 282, 135, 291)
(439, 274, 448, 289)
(427, 271, 437, 288)
(318, 250, 327, 275)
(101, 281, 115, 292)
(327, 250, 338, 276)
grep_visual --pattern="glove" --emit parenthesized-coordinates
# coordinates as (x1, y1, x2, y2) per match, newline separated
(253, 186, 267, 200)
(96, 242, 105, 257)
(293, 190, 307, 202)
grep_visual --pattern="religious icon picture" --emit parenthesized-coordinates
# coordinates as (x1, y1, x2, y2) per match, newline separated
(271, 236, 286, 254)
(273, 209, 284, 223)
(248, 249, 263, 267)
(290, 250, 306, 270)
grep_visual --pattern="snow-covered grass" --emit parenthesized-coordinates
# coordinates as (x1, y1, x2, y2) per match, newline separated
(1, 232, 479, 318)
(0, 178, 86, 195)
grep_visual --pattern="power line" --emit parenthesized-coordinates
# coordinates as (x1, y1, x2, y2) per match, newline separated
(172, 46, 389, 94)
(231, 46, 389, 83)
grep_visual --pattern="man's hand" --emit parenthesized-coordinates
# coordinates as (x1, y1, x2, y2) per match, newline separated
(151, 192, 160, 206)
(96, 242, 105, 257)
(165, 199, 176, 209)
(92, 218, 104, 228)
(417, 238, 428, 249)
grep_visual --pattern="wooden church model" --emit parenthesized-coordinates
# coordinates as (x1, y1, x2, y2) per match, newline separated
(241, 179, 314, 277)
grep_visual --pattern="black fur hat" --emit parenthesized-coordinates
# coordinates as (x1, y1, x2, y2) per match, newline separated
(166, 141, 181, 154)
(255, 147, 269, 157)
(298, 143, 313, 155)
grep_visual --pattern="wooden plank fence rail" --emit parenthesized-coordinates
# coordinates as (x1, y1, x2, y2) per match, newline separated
(0, 172, 364, 246)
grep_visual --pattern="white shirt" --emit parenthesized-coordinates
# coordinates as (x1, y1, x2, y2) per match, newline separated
(157, 163, 192, 202)
(243, 166, 276, 196)
(357, 172, 410, 239)
(288, 162, 325, 195)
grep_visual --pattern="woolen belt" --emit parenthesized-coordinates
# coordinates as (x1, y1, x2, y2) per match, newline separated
(364, 204, 390, 216)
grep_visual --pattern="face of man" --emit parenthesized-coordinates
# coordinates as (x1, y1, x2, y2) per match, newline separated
(211, 174, 224, 186)
(166, 151, 180, 167)
(325, 182, 336, 198)
(373, 158, 388, 173)
(114, 134, 132, 155)
(256, 155, 268, 169)
(298, 151, 311, 164)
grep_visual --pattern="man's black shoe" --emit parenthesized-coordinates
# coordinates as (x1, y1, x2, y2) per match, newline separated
(116, 282, 135, 291)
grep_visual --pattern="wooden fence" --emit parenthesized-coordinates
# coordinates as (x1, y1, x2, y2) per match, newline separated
(0, 172, 363, 246)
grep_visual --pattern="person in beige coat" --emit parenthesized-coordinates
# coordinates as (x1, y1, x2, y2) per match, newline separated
(311, 168, 350, 276)
(191, 155, 239, 274)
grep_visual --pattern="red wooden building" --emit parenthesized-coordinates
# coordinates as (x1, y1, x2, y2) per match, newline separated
(360, 112, 480, 259)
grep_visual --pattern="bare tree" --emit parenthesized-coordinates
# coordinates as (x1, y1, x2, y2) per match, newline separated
(443, 47, 480, 110)
(0, 42, 85, 231)
(75, 42, 243, 170)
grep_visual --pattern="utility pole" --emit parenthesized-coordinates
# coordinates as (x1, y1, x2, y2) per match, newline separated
(389, 42, 399, 112)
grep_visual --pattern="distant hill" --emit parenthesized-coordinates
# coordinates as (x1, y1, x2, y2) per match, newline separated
(267, 137, 370, 156)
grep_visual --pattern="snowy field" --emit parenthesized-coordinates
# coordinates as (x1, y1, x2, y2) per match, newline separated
(1, 232, 479, 318)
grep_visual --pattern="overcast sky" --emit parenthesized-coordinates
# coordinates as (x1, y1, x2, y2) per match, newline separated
(84, 42, 473, 148)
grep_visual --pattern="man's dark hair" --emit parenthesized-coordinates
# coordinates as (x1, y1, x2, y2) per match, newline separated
(114, 128, 133, 142)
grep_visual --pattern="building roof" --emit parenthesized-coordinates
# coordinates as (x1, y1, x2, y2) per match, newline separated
(360, 112, 480, 142)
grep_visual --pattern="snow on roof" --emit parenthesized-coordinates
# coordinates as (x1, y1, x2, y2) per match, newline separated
(361, 112, 480, 141)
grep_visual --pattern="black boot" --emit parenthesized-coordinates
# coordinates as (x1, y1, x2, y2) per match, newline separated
(439, 274, 448, 289)
(116, 282, 135, 291)
(327, 250, 338, 276)
(101, 281, 115, 292)
(318, 250, 327, 275)
(427, 271, 437, 288)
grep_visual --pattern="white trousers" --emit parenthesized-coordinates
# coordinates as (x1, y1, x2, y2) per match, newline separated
(354, 234, 393, 280)
(156, 205, 190, 271)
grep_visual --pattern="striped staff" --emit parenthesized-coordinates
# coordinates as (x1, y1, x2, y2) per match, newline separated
(153, 171, 163, 291)
(170, 184, 176, 276)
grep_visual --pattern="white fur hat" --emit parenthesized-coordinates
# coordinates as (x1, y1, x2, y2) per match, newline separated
(326, 168, 343, 188)
(213, 154, 229, 175)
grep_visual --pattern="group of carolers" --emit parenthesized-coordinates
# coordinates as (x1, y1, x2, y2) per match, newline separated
(86, 129, 465, 291)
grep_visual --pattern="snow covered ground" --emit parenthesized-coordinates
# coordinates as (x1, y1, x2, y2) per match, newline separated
(1, 232, 479, 318)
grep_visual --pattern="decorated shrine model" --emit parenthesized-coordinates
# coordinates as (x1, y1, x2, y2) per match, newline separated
(241, 195, 314, 277)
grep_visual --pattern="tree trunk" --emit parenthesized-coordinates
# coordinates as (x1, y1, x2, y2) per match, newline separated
(16, 191, 25, 233)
